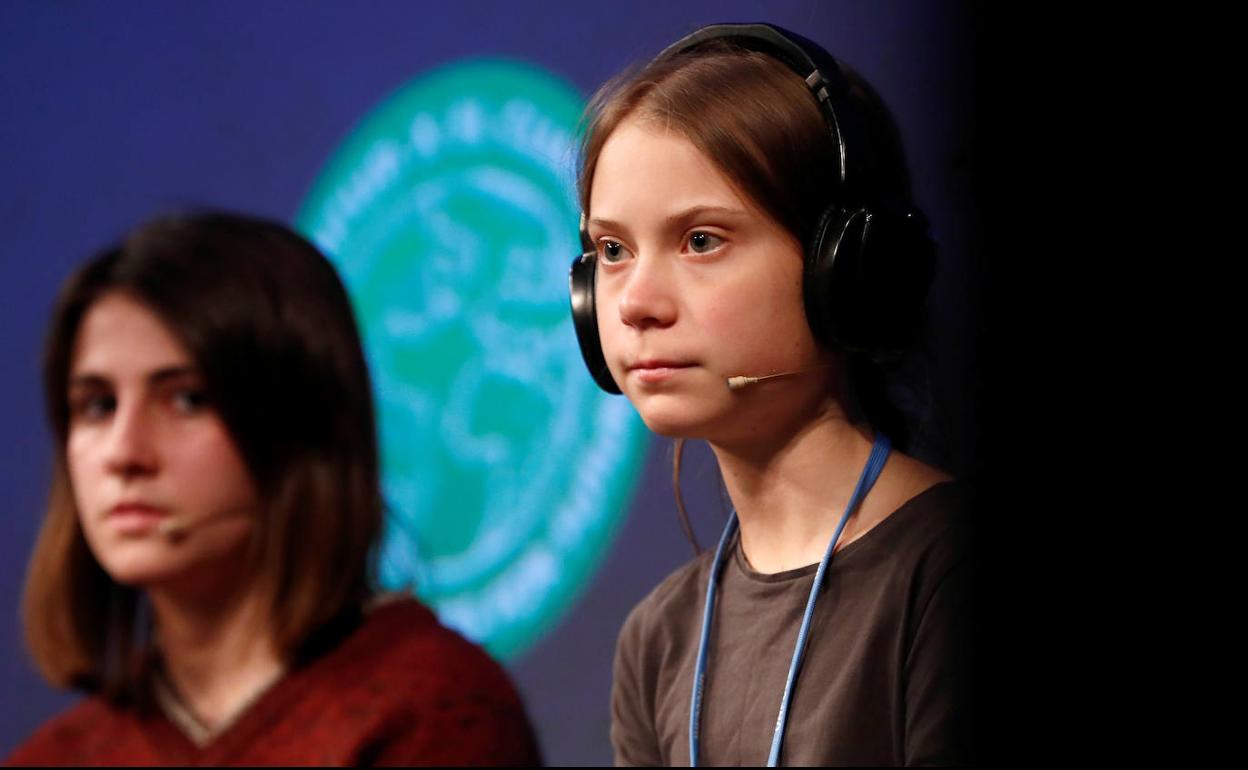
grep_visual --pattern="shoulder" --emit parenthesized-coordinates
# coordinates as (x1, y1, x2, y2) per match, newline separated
(901, 478, 977, 540)
(878, 480, 980, 627)
(293, 593, 541, 765)
(334, 594, 520, 698)
(616, 547, 717, 669)
(4, 696, 130, 765)
(876, 477, 978, 562)
(845, 478, 978, 613)
(611, 551, 714, 765)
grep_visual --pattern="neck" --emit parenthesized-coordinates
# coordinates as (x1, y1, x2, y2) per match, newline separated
(148, 578, 284, 731)
(710, 399, 879, 574)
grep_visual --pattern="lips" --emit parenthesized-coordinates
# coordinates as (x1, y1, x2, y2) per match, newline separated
(109, 501, 169, 518)
(106, 501, 170, 536)
(627, 359, 696, 384)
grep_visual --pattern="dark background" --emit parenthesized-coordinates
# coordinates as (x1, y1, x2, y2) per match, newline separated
(0, 1, 1000, 763)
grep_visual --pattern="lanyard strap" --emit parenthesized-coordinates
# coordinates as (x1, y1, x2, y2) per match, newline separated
(689, 432, 891, 767)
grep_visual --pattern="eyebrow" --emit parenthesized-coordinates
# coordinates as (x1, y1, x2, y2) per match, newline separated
(68, 365, 200, 390)
(588, 204, 750, 235)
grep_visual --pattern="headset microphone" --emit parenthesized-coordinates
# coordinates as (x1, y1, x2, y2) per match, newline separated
(725, 365, 834, 390)
(157, 517, 196, 541)
(157, 509, 252, 541)
(726, 374, 777, 390)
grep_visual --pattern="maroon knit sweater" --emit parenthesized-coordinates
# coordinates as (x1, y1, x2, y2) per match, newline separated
(5, 598, 541, 766)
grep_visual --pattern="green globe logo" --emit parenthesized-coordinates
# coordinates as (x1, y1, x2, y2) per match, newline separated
(296, 59, 649, 660)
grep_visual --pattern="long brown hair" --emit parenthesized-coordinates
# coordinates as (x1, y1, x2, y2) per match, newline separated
(24, 211, 384, 700)
(578, 40, 926, 552)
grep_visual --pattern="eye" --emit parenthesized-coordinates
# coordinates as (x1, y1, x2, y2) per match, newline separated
(686, 231, 725, 255)
(171, 387, 210, 415)
(71, 393, 116, 422)
(596, 239, 634, 265)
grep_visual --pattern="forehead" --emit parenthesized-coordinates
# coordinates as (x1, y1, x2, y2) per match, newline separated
(588, 117, 756, 221)
(70, 293, 193, 377)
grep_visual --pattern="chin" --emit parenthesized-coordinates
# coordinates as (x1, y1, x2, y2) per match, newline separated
(90, 538, 208, 589)
(99, 557, 192, 589)
(632, 394, 726, 439)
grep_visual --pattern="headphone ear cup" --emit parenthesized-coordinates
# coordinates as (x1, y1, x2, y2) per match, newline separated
(854, 207, 936, 354)
(804, 204, 867, 350)
(804, 205, 936, 355)
(568, 253, 622, 394)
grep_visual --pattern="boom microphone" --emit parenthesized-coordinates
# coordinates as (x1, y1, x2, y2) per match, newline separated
(725, 365, 834, 391)
(157, 508, 254, 541)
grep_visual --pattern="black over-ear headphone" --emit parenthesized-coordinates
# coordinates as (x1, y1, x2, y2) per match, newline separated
(568, 22, 937, 395)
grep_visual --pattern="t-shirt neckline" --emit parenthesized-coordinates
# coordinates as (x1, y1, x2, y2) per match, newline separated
(728, 480, 954, 584)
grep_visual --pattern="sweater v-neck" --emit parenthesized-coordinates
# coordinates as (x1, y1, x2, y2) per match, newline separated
(142, 635, 321, 763)
(144, 593, 405, 762)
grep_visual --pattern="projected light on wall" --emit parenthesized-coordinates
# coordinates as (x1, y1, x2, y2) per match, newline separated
(296, 59, 649, 661)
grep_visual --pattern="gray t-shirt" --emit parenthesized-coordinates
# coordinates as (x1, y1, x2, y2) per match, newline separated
(610, 481, 976, 766)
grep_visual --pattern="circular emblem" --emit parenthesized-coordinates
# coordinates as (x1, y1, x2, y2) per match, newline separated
(296, 59, 649, 660)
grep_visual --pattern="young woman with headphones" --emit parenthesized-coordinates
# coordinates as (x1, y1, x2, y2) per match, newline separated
(569, 23, 977, 765)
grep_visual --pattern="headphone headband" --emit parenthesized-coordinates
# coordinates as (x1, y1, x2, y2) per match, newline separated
(654, 23, 854, 190)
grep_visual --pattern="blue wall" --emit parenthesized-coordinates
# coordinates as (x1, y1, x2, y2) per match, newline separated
(0, 1, 978, 763)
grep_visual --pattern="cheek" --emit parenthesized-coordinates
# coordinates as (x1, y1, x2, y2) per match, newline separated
(595, 283, 625, 358)
(172, 426, 260, 513)
(65, 433, 100, 511)
(66, 440, 112, 566)
(700, 270, 812, 358)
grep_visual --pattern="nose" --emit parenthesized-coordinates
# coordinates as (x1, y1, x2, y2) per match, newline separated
(615, 251, 677, 331)
(103, 402, 159, 480)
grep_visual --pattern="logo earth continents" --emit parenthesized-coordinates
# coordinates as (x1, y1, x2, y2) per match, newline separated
(296, 59, 649, 660)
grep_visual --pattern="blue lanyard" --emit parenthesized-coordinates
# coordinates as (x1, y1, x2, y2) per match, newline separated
(688, 433, 891, 767)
